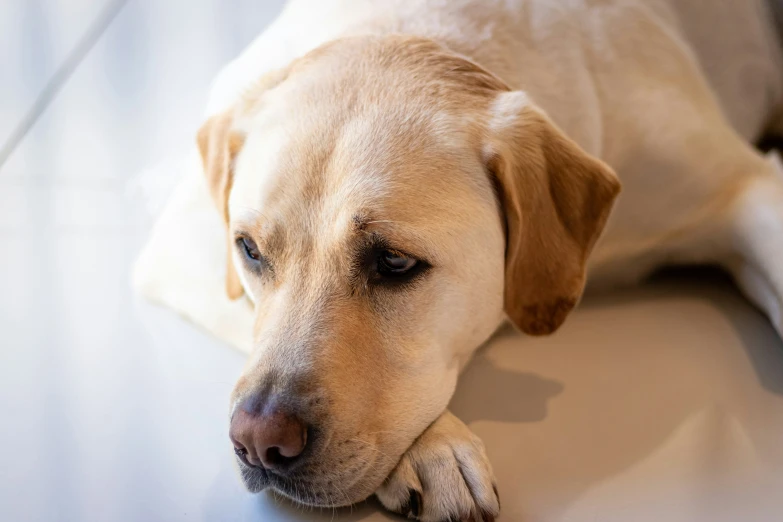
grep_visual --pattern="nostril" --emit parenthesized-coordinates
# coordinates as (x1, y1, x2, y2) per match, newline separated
(233, 444, 260, 468)
(264, 446, 285, 467)
(264, 446, 298, 469)
(229, 394, 309, 471)
(234, 446, 249, 461)
(266, 446, 281, 466)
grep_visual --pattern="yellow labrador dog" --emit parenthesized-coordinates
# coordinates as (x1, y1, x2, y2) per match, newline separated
(195, 0, 783, 520)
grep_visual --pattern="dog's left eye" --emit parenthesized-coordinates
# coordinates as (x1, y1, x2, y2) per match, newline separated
(377, 250, 418, 276)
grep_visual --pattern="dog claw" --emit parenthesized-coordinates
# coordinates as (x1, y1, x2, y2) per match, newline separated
(407, 488, 423, 518)
(375, 411, 499, 522)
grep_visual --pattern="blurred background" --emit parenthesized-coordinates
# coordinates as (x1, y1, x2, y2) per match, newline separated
(0, 1, 327, 521)
(3, 2, 783, 522)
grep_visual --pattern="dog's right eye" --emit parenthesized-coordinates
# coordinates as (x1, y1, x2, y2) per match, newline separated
(238, 237, 261, 262)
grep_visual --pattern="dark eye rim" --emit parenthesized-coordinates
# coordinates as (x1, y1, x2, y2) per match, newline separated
(239, 236, 260, 260)
(371, 247, 430, 285)
(234, 235, 270, 274)
(377, 249, 417, 274)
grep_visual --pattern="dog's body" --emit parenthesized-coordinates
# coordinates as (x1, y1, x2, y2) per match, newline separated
(192, 1, 783, 520)
(209, 0, 783, 307)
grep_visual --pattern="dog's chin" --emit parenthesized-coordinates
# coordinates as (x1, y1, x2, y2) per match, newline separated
(236, 458, 378, 508)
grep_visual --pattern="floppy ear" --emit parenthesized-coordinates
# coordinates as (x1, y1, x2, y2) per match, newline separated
(486, 91, 621, 335)
(197, 110, 246, 300)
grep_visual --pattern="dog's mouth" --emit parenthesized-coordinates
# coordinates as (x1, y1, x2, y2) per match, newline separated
(235, 456, 369, 507)
(232, 426, 400, 508)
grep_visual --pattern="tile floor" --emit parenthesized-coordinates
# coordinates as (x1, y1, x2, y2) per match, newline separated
(2, 2, 783, 522)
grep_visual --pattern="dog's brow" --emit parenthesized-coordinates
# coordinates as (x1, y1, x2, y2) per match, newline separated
(233, 209, 286, 257)
(350, 214, 438, 264)
(352, 212, 397, 231)
(351, 214, 369, 231)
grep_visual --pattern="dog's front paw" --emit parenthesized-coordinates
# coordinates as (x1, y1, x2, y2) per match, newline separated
(376, 411, 499, 522)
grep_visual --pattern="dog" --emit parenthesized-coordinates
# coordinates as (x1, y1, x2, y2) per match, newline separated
(194, 1, 783, 520)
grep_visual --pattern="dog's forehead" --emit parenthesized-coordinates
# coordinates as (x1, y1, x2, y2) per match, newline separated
(230, 100, 488, 247)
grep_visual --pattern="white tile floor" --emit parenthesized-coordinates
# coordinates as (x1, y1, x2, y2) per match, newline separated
(2, 3, 783, 522)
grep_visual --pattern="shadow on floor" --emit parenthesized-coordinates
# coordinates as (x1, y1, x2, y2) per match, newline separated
(591, 265, 783, 396)
(450, 347, 564, 425)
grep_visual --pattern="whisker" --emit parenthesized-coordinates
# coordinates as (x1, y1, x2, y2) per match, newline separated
(364, 220, 395, 225)
(344, 437, 395, 461)
(358, 429, 399, 436)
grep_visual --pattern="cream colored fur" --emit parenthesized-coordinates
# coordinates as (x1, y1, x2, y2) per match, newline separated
(134, 1, 783, 520)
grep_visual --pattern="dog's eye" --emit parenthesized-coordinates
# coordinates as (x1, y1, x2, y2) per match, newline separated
(360, 243, 430, 288)
(239, 237, 261, 262)
(377, 250, 418, 276)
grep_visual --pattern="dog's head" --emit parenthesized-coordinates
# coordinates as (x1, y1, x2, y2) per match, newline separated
(197, 36, 619, 506)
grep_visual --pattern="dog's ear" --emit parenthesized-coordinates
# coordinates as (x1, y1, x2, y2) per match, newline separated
(197, 110, 246, 300)
(195, 67, 292, 301)
(486, 91, 621, 335)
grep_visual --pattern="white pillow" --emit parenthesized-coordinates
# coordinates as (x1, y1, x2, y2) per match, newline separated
(132, 150, 254, 354)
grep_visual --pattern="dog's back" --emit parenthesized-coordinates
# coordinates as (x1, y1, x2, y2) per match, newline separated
(653, 0, 783, 140)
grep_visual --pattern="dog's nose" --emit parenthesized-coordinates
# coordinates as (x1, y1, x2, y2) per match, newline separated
(229, 399, 308, 471)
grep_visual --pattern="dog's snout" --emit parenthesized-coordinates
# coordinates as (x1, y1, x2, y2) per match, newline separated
(230, 395, 308, 471)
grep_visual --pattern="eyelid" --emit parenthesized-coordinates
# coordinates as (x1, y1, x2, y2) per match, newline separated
(233, 233, 273, 274)
(363, 232, 434, 268)
(233, 230, 254, 243)
(354, 241, 432, 290)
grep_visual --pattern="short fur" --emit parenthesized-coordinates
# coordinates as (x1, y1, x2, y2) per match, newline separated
(192, 1, 783, 520)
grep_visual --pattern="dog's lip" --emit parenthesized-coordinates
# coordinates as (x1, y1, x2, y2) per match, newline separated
(235, 454, 272, 493)
(235, 455, 355, 507)
(236, 453, 270, 475)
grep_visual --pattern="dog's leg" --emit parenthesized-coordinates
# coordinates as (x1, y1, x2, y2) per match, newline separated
(720, 153, 783, 337)
(375, 410, 499, 522)
(636, 133, 783, 338)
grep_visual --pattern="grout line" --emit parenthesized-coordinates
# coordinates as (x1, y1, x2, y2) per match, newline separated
(0, 0, 130, 172)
